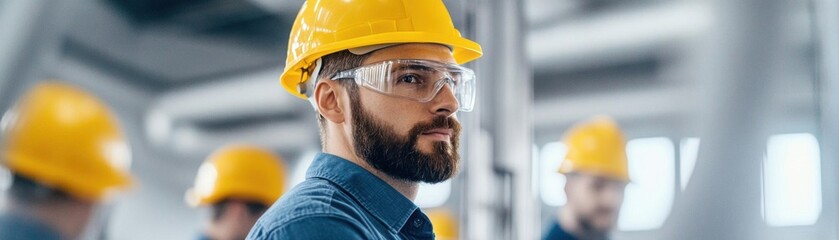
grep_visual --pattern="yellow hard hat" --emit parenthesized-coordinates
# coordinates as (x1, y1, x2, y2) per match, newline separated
(558, 116, 630, 182)
(1, 81, 133, 202)
(185, 144, 287, 207)
(426, 209, 459, 240)
(281, 0, 483, 99)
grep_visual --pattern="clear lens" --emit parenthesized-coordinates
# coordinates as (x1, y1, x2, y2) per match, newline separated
(332, 60, 476, 112)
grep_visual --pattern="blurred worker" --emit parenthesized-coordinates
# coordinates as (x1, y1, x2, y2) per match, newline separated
(544, 116, 629, 240)
(186, 144, 287, 240)
(425, 209, 459, 240)
(0, 82, 133, 239)
(247, 0, 482, 239)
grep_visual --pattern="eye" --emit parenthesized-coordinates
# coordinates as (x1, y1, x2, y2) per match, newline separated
(398, 74, 423, 84)
(446, 79, 458, 90)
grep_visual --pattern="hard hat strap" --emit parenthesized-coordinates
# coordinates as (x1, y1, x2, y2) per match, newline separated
(302, 58, 323, 110)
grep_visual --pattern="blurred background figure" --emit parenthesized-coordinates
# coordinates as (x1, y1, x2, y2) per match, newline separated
(544, 116, 628, 240)
(0, 82, 133, 239)
(185, 144, 286, 240)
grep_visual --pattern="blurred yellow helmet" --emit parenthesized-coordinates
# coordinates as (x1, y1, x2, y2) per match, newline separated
(281, 0, 483, 99)
(0, 81, 133, 202)
(426, 209, 458, 240)
(558, 116, 630, 182)
(186, 144, 287, 207)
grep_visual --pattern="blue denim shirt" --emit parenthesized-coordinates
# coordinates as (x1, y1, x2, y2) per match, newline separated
(247, 153, 435, 240)
(0, 213, 62, 240)
(543, 219, 579, 240)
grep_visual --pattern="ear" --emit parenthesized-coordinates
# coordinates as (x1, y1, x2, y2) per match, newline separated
(564, 175, 573, 197)
(314, 80, 346, 124)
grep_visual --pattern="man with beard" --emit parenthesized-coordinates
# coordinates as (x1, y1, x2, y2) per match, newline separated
(247, 0, 481, 239)
(544, 116, 630, 240)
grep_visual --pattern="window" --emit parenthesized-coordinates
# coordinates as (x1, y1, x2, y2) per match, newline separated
(679, 138, 700, 191)
(763, 133, 821, 226)
(532, 145, 540, 199)
(0, 166, 9, 208)
(0, 166, 8, 191)
(290, 151, 318, 188)
(539, 141, 568, 206)
(416, 181, 452, 208)
(618, 137, 675, 231)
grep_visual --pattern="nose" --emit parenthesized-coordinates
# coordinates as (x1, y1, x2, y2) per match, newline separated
(601, 185, 626, 207)
(429, 82, 459, 116)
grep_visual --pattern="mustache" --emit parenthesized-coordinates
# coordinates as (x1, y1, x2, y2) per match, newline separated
(593, 207, 618, 217)
(409, 116, 461, 137)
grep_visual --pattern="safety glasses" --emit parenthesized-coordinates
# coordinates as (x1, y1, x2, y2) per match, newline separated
(331, 59, 477, 112)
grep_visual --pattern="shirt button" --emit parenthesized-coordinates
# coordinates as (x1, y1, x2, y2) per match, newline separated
(413, 218, 423, 228)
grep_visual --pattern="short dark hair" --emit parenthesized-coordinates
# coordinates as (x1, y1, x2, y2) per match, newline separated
(314, 50, 370, 146)
(8, 174, 72, 205)
(211, 199, 269, 221)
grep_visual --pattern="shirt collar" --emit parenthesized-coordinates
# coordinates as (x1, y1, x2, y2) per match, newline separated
(306, 152, 420, 232)
(0, 213, 62, 240)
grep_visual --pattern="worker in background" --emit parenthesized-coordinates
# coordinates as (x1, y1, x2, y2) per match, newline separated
(425, 209, 459, 240)
(186, 144, 287, 240)
(0, 82, 134, 239)
(247, 0, 482, 239)
(544, 116, 630, 240)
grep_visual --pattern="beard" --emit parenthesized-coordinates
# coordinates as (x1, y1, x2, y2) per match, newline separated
(350, 95, 461, 184)
(576, 209, 615, 240)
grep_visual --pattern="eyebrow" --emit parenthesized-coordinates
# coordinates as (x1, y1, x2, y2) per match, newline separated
(393, 63, 434, 72)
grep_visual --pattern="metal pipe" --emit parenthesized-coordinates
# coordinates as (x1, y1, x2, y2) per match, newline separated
(813, 0, 839, 238)
(662, 0, 786, 238)
(472, 0, 536, 239)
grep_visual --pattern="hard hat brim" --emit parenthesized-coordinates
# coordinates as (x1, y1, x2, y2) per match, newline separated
(280, 32, 483, 99)
(3, 151, 133, 202)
